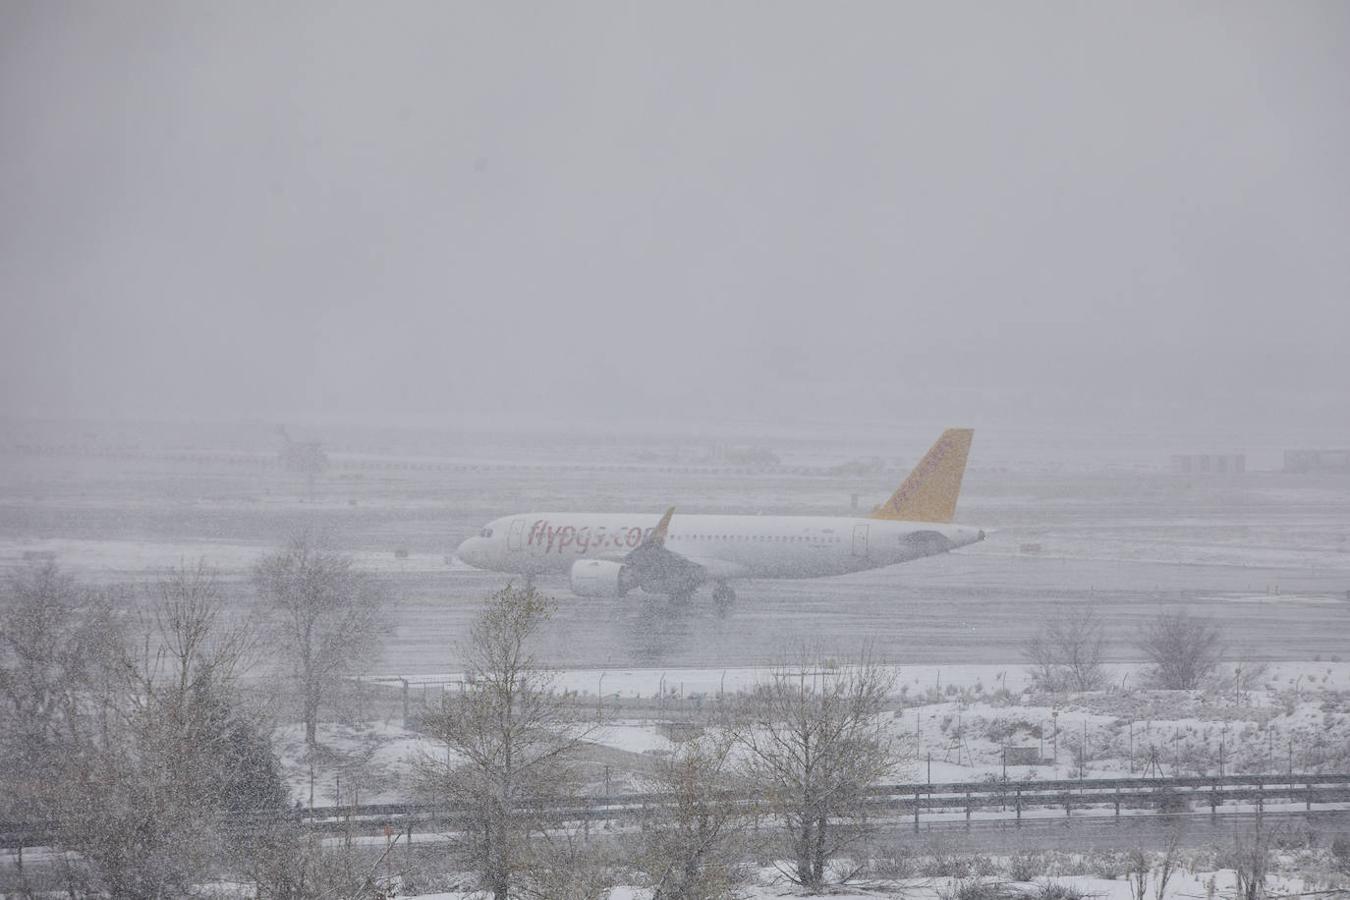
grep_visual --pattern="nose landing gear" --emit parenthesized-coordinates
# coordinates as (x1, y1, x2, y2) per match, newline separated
(711, 582, 736, 605)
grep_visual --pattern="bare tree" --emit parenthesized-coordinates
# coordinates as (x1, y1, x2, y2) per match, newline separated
(255, 534, 391, 746)
(147, 560, 257, 698)
(1153, 825, 1183, 900)
(1137, 611, 1224, 690)
(1330, 832, 1350, 877)
(0, 562, 106, 895)
(727, 647, 904, 891)
(0, 564, 84, 807)
(1126, 824, 1185, 900)
(1023, 608, 1107, 693)
(1227, 650, 1269, 706)
(416, 583, 599, 900)
(1126, 848, 1151, 900)
(634, 733, 751, 900)
(49, 562, 289, 898)
(517, 833, 616, 900)
(1231, 816, 1273, 900)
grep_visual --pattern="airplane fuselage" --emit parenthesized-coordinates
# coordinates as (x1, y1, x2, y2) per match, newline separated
(456, 512, 984, 580)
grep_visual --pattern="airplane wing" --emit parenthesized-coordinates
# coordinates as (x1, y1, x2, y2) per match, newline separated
(604, 506, 735, 594)
(679, 556, 749, 580)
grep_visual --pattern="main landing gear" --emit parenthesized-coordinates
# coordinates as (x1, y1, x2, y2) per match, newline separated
(711, 582, 736, 605)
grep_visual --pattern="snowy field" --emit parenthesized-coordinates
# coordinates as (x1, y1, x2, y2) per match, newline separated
(281, 660, 1350, 810)
(403, 868, 1334, 900)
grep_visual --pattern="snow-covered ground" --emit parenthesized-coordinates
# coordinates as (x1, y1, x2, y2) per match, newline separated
(284, 661, 1350, 810)
(401, 867, 1333, 900)
(391, 660, 1350, 701)
(274, 720, 448, 807)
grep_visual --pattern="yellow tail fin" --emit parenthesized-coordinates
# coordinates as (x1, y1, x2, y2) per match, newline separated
(870, 428, 974, 523)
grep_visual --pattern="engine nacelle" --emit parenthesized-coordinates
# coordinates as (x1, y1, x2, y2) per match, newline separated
(570, 559, 633, 598)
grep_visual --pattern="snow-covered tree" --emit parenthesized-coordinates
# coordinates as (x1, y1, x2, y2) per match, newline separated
(1023, 608, 1108, 693)
(255, 534, 391, 746)
(1137, 611, 1224, 690)
(634, 733, 751, 900)
(417, 583, 602, 900)
(54, 562, 288, 896)
(0, 562, 109, 891)
(727, 647, 904, 891)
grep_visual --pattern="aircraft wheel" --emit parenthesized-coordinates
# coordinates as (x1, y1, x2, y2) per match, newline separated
(670, 589, 695, 605)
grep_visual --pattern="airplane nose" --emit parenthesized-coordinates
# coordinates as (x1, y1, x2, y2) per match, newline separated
(456, 536, 481, 566)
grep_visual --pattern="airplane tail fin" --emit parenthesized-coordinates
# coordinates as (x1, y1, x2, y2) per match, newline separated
(870, 428, 973, 523)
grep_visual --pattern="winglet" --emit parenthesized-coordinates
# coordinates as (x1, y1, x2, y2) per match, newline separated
(645, 506, 676, 546)
(870, 429, 974, 523)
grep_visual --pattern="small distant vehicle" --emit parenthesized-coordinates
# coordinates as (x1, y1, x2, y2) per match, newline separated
(456, 429, 986, 603)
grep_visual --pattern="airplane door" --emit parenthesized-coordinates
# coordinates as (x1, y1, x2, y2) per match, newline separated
(507, 519, 525, 552)
(851, 523, 869, 557)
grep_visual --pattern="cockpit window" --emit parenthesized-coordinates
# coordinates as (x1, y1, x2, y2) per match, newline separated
(480, 528, 493, 538)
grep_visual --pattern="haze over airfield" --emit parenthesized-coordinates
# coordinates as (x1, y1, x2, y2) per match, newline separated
(2, 2, 1348, 434)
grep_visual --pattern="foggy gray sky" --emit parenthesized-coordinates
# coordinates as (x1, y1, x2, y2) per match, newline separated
(2, 2, 1348, 432)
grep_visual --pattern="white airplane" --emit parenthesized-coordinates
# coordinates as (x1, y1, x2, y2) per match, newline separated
(455, 428, 985, 603)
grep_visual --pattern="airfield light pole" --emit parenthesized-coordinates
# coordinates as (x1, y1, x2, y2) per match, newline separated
(1081, 720, 1088, 781)
(1129, 721, 1134, 774)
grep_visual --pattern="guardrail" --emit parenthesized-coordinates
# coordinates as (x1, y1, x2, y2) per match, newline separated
(6, 774, 1349, 849)
(291, 773, 1350, 841)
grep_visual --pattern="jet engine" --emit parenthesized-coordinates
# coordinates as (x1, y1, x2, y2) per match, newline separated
(570, 559, 634, 598)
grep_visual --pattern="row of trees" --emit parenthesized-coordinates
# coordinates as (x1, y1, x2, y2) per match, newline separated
(0, 561, 287, 896)
(0, 538, 393, 898)
(2, 556, 908, 897)
(1024, 608, 1225, 693)
(417, 583, 908, 898)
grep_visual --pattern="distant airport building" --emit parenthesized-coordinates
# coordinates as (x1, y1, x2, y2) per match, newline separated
(1170, 453, 1245, 475)
(1284, 449, 1350, 474)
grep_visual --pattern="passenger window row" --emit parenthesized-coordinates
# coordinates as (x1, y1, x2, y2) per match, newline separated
(668, 534, 840, 543)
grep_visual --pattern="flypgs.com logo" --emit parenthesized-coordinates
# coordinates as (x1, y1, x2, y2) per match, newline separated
(527, 520, 657, 554)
